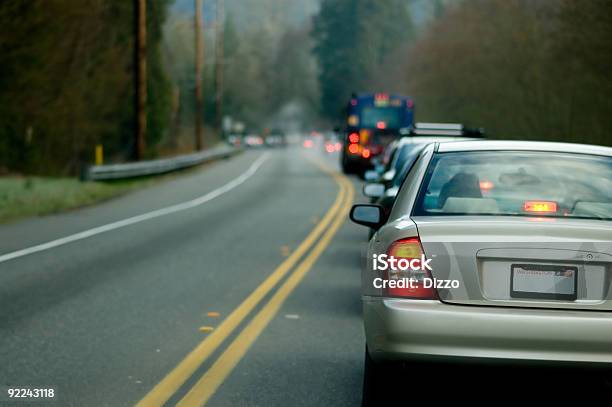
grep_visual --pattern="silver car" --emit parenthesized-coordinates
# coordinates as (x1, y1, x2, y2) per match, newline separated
(350, 140, 612, 403)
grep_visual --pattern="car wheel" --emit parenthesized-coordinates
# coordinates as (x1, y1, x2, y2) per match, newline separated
(362, 347, 388, 406)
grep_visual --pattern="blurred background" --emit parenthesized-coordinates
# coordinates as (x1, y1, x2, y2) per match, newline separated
(0, 0, 610, 176)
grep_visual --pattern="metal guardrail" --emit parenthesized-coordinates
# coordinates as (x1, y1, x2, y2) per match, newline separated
(82, 145, 241, 181)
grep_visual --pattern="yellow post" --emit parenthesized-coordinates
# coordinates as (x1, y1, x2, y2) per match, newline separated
(95, 144, 104, 166)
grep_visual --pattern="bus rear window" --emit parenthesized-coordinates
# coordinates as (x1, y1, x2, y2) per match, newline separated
(360, 107, 403, 129)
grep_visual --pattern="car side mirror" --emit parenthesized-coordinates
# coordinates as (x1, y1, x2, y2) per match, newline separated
(362, 183, 385, 198)
(364, 170, 379, 182)
(349, 204, 384, 229)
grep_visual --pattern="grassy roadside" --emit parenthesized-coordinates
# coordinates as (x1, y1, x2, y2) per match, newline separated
(0, 144, 238, 225)
(0, 176, 157, 225)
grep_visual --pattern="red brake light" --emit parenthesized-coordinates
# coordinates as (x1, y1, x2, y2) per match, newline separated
(303, 139, 313, 148)
(361, 149, 371, 159)
(375, 93, 388, 101)
(348, 133, 360, 144)
(325, 143, 334, 153)
(479, 180, 494, 191)
(376, 121, 386, 129)
(334, 142, 341, 151)
(348, 143, 360, 154)
(524, 201, 557, 213)
(384, 238, 437, 299)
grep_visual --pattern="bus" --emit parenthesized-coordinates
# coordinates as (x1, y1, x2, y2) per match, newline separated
(341, 93, 415, 175)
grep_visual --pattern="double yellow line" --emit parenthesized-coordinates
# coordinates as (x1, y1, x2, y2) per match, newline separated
(136, 158, 354, 407)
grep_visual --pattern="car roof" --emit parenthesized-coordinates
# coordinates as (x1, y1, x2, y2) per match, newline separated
(436, 140, 612, 157)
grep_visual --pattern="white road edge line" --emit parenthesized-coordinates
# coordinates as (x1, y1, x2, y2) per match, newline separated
(0, 153, 270, 264)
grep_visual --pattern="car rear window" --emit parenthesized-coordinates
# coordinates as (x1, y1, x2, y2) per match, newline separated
(413, 151, 612, 220)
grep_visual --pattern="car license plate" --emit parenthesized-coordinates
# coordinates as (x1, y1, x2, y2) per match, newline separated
(510, 264, 577, 300)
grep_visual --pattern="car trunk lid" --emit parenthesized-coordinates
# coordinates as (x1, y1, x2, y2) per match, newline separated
(413, 216, 612, 311)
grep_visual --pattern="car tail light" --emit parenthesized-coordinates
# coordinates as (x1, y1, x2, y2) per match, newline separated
(384, 238, 437, 299)
(523, 200, 557, 213)
(348, 133, 360, 144)
(303, 139, 313, 148)
(348, 144, 360, 154)
(325, 143, 334, 153)
(361, 149, 371, 159)
(376, 121, 386, 129)
(334, 142, 341, 151)
(479, 180, 494, 191)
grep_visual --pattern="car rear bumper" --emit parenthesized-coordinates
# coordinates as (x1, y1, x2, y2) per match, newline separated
(363, 297, 612, 365)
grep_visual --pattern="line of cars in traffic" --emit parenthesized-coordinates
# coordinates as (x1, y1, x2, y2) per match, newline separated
(227, 129, 288, 149)
(346, 120, 612, 403)
(362, 123, 485, 226)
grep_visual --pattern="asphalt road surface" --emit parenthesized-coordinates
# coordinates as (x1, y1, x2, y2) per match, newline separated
(2, 146, 611, 406)
(0, 147, 367, 407)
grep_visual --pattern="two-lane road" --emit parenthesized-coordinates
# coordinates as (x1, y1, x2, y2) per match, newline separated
(3, 146, 611, 406)
(0, 147, 366, 406)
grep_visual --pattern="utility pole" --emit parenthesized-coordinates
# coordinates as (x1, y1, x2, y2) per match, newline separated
(135, 0, 147, 160)
(194, 0, 204, 150)
(214, 0, 224, 134)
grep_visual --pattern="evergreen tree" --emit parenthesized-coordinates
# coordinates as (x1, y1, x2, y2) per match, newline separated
(312, 0, 414, 120)
(0, 0, 173, 174)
